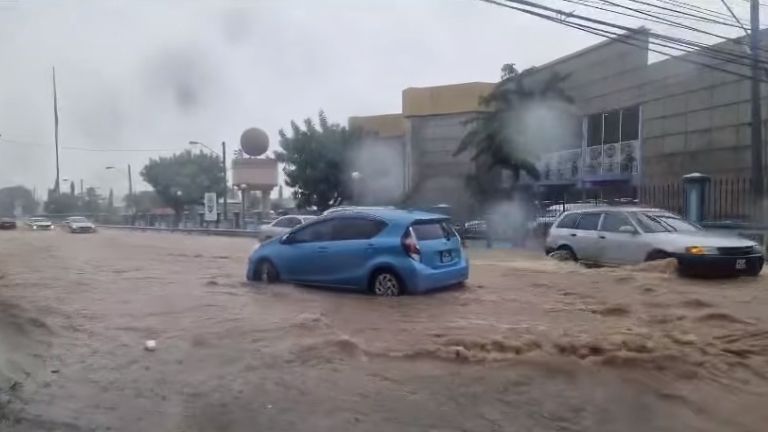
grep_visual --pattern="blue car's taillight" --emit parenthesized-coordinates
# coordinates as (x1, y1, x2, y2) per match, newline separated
(402, 227, 421, 262)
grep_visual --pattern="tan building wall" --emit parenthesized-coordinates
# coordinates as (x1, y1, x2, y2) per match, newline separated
(402, 82, 494, 117)
(348, 113, 406, 138)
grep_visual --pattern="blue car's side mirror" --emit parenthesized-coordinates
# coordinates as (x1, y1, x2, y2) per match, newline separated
(280, 234, 291, 244)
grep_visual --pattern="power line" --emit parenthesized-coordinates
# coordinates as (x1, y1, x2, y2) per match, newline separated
(0, 138, 179, 152)
(650, 0, 747, 22)
(481, 0, 768, 82)
(720, 0, 750, 36)
(555, 0, 768, 58)
(62, 146, 179, 152)
(507, 0, 767, 67)
(570, 0, 743, 26)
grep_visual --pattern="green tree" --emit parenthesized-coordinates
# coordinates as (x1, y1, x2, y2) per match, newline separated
(44, 191, 79, 214)
(82, 187, 102, 214)
(141, 150, 225, 225)
(274, 110, 360, 211)
(124, 190, 163, 214)
(107, 188, 115, 212)
(454, 66, 573, 201)
(0, 185, 37, 215)
(69, 181, 76, 196)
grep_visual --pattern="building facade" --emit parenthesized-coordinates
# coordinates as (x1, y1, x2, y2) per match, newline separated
(350, 30, 768, 219)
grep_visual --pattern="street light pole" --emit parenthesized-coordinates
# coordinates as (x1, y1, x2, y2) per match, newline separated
(222, 141, 228, 224)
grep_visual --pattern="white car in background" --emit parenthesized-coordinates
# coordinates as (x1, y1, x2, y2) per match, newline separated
(321, 206, 395, 216)
(26, 217, 54, 231)
(64, 216, 97, 233)
(257, 215, 316, 242)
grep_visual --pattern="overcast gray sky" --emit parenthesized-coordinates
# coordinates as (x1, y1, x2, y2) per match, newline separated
(0, 0, 754, 199)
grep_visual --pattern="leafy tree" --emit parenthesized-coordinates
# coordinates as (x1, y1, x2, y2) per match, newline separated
(454, 65, 573, 201)
(141, 150, 225, 224)
(500, 63, 519, 80)
(274, 110, 360, 211)
(81, 187, 102, 214)
(0, 186, 37, 215)
(44, 191, 79, 214)
(124, 190, 163, 214)
(69, 181, 76, 196)
(107, 188, 115, 212)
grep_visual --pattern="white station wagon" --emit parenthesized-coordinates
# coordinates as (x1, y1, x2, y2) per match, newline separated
(545, 207, 764, 276)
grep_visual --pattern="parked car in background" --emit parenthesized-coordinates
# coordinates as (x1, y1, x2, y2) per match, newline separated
(0, 217, 17, 230)
(26, 217, 53, 231)
(461, 220, 487, 239)
(247, 208, 468, 295)
(321, 206, 395, 216)
(531, 202, 604, 238)
(64, 216, 96, 233)
(546, 207, 764, 276)
(257, 215, 316, 242)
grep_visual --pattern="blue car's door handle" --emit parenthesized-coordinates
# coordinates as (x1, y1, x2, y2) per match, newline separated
(317, 246, 329, 253)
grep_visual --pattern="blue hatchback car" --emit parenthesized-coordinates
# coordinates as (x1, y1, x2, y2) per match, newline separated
(246, 209, 469, 295)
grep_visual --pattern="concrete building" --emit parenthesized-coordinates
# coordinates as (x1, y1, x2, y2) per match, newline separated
(351, 29, 768, 218)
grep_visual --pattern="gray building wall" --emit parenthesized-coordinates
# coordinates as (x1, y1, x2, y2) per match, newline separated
(405, 113, 478, 219)
(401, 30, 767, 216)
(526, 30, 767, 185)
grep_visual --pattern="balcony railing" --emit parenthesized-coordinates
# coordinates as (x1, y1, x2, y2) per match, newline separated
(536, 141, 639, 183)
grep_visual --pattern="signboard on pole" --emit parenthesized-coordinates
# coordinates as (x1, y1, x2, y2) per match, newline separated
(204, 192, 218, 222)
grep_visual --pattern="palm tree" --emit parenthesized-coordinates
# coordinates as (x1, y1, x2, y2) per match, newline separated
(454, 66, 574, 194)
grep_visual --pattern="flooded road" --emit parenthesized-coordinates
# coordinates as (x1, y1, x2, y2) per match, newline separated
(2, 229, 768, 431)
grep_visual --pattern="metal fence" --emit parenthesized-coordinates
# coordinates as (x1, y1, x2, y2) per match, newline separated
(639, 176, 754, 221)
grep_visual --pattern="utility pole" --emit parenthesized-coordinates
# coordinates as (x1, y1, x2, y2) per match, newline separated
(80, 179, 84, 196)
(127, 163, 134, 225)
(52, 67, 61, 195)
(127, 163, 133, 197)
(751, 0, 764, 217)
(222, 141, 228, 224)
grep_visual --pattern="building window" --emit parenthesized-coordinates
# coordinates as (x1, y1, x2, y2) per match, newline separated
(586, 105, 640, 146)
(603, 110, 620, 144)
(587, 114, 602, 147)
(621, 106, 640, 141)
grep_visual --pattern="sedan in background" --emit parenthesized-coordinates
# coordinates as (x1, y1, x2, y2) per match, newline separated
(247, 209, 468, 296)
(26, 217, 54, 231)
(546, 207, 764, 276)
(0, 218, 17, 230)
(257, 215, 316, 242)
(64, 216, 96, 233)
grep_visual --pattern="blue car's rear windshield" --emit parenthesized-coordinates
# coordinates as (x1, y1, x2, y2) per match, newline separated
(412, 221, 455, 240)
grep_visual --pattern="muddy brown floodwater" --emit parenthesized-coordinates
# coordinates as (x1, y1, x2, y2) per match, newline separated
(2, 229, 768, 431)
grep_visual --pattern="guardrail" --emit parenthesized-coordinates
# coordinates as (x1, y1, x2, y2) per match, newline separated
(98, 225, 261, 238)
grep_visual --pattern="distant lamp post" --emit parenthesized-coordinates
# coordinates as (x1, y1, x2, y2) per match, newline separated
(189, 140, 228, 224)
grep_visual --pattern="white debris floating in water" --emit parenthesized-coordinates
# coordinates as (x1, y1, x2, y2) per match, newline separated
(145, 340, 157, 351)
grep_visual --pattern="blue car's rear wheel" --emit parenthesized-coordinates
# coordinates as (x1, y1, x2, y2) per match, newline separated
(257, 260, 279, 283)
(370, 270, 402, 296)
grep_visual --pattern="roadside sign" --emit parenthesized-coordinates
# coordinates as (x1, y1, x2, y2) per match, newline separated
(204, 192, 217, 221)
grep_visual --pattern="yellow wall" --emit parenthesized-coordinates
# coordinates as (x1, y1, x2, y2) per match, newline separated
(402, 82, 494, 117)
(348, 113, 406, 137)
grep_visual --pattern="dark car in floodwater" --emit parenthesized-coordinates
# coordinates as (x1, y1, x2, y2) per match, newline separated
(0, 218, 17, 230)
